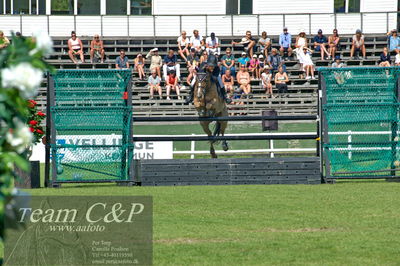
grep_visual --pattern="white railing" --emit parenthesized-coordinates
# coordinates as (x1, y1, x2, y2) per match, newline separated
(0, 12, 397, 37)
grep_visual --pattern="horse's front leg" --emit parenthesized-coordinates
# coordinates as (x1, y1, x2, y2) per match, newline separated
(210, 143, 217, 158)
(200, 122, 217, 158)
(220, 121, 229, 151)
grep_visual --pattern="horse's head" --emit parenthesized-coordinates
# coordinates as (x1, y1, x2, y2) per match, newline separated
(195, 72, 211, 99)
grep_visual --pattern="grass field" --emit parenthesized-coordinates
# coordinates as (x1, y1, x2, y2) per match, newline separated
(25, 181, 400, 265)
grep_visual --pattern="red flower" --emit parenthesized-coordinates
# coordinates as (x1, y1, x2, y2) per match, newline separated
(36, 129, 44, 134)
(29, 127, 35, 132)
(28, 100, 37, 108)
(29, 120, 38, 126)
(37, 111, 46, 117)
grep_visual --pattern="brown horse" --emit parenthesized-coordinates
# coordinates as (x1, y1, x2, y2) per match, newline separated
(193, 72, 229, 158)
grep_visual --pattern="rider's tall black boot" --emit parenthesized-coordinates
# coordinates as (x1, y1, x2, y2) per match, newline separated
(185, 85, 194, 104)
(218, 84, 232, 104)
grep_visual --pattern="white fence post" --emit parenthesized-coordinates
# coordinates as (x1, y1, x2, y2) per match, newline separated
(190, 133, 195, 159)
(270, 139, 274, 158)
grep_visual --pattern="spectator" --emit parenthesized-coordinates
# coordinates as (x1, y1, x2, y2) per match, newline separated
(67, 31, 85, 64)
(165, 71, 181, 100)
(163, 49, 181, 81)
(279, 27, 293, 59)
(236, 65, 251, 96)
(379, 47, 391, 67)
(221, 48, 236, 76)
(313, 29, 329, 60)
(15, 32, 22, 38)
(258, 31, 271, 57)
(206, 32, 220, 56)
(248, 54, 260, 79)
(299, 47, 316, 80)
(115, 49, 129, 69)
(134, 53, 145, 80)
(190, 30, 204, 53)
(387, 29, 400, 54)
(274, 66, 289, 97)
(268, 48, 286, 74)
(199, 50, 208, 65)
(0, 31, 10, 50)
(232, 30, 256, 58)
(90, 34, 105, 63)
(146, 48, 162, 78)
(328, 29, 340, 59)
(148, 69, 162, 99)
(332, 55, 344, 68)
(258, 54, 266, 80)
(395, 52, 400, 66)
(186, 48, 199, 74)
(350, 29, 366, 59)
(222, 69, 234, 94)
(177, 31, 190, 61)
(261, 68, 273, 98)
(295, 30, 308, 78)
(237, 52, 250, 67)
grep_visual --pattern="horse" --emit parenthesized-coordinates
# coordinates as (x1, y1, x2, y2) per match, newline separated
(193, 71, 229, 158)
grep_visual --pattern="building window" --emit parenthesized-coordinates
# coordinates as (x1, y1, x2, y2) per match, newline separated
(240, 0, 252, 14)
(226, 0, 238, 15)
(106, 0, 127, 15)
(130, 0, 151, 15)
(78, 0, 100, 15)
(334, 0, 360, 13)
(226, 0, 252, 15)
(51, 0, 74, 14)
(13, 0, 29, 14)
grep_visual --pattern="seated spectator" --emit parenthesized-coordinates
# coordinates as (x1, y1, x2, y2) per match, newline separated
(148, 70, 162, 100)
(186, 67, 197, 89)
(258, 31, 271, 57)
(387, 29, 400, 54)
(299, 47, 315, 80)
(313, 29, 329, 60)
(350, 29, 366, 59)
(295, 30, 308, 78)
(248, 54, 260, 79)
(221, 48, 236, 76)
(237, 52, 250, 67)
(186, 48, 199, 74)
(0, 31, 10, 50)
(236, 65, 251, 96)
(230, 87, 245, 115)
(206, 32, 220, 56)
(199, 50, 208, 65)
(146, 48, 162, 78)
(268, 48, 286, 74)
(115, 49, 129, 69)
(190, 30, 204, 53)
(177, 31, 190, 61)
(379, 47, 391, 67)
(68, 31, 85, 64)
(90, 34, 105, 63)
(261, 68, 273, 98)
(134, 53, 145, 80)
(163, 49, 180, 81)
(396, 53, 400, 66)
(232, 30, 256, 58)
(332, 55, 344, 68)
(274, 66, 289, 96)
(165, 71, 181, 100)
(328, 29, 340, 59)
(279, 27, 293, 59)
(258, 54, 266, 80)
(222, 69, 234, 94)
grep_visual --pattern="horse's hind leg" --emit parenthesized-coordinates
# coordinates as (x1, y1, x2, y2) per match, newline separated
(220, 120, 229, 152)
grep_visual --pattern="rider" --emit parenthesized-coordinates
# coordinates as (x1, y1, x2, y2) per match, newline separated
(185, 51, 232, 104)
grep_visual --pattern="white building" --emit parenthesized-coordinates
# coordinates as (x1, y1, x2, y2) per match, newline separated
(0, 0, 398, 36)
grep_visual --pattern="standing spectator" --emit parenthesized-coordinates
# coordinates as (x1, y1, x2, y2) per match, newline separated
(274, 66, 289, 97)
(148, 69, 162, 99)
(67, 31, 85, 64)
(177, 31, 190, 61)
(199, 50, 209, 65)
(387, 29, 400, 54)
(236, 65, 251, 96)
(186, 48, 199, 74)
(206, 32, 220, 56)
(146, 48, 162, 78)
(313, 29, 329, 60)
(221, 48, 236, 76)
(268, 48, 286, 74)
(115, 49, 129, 69)
(379, 47, 391, 67)
(134, 53, 145, 80)
(258, 54, 266, 80)
(237, 52, 250, 67)
(350, 29, 366, 59)
(248, 54, 260, 79)
(90, 34, 105, 63)
(190, 30, 204, 53)
(0, 31, 10, 50)
(258, 31, 271, 57)
(165, 71, 181, 100)
(298, 47, 316, 80)
(328, 29, 340, 59)
(332, 56, 344, 68)
(279, 27, 293, 59)
(232, 30, 256, 58)
(222, 69, 234, 94)
(261, 68, 273, 98)
(163, 49, 181, 81)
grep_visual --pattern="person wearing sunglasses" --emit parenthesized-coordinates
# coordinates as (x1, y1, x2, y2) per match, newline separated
(68, 31, 85, 64)
(90, 34, 105, 63)
(328, 29, 340, 59)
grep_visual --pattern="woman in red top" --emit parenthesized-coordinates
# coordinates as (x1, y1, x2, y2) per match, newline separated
(166, 71, 181, 100)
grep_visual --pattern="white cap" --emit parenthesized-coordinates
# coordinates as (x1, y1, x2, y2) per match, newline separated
(259, 54, 264, 58)
(241, 51, 246, 55)
(253, 54, 257, 58)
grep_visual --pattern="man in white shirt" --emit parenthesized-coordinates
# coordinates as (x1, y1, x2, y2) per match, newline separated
(190, 29, 204, 53)
(206, 32, 220, 56)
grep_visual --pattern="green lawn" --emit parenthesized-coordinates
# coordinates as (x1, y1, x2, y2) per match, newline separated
(24, 181, 400, 265)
